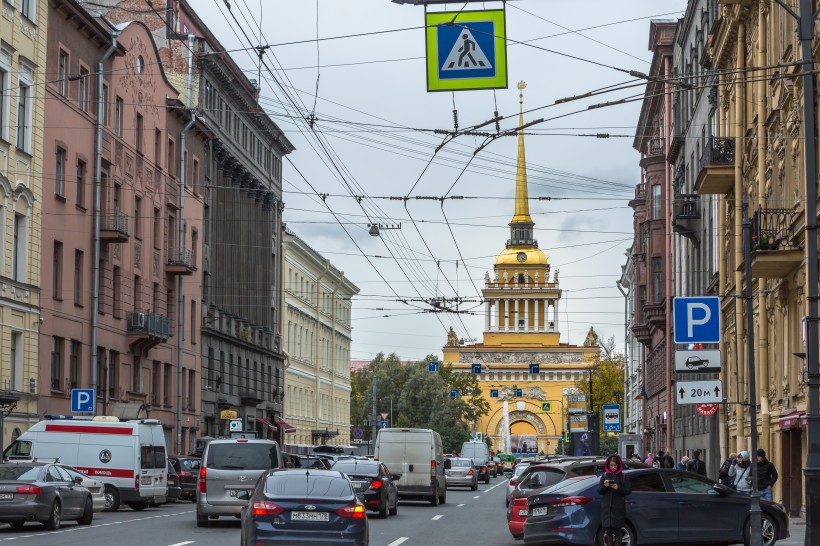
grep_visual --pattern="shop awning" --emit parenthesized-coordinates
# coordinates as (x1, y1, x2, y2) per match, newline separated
(256, 417, 278, 431)
(778, 411, 805, 429)
(275, 417, 296, 433)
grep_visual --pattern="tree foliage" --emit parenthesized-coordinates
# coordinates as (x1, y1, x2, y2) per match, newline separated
(574, 336, 625, 447)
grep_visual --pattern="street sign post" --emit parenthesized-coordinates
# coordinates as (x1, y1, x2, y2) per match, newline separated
(673, 296, 721, 343)
(674, 349, 722, 373)
(425, 9, 508, 92)
(602, 404, 621, 432)
(71, 389, 95, 413)
(676, 380, 723, 404)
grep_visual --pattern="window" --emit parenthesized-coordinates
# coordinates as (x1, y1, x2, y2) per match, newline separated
(669, 473, 716, 494)
(51, 337, 64, 391)
(190, 299, 196, 343)
(20, 0, 34, 20)
(78, 68, 88, 112)
(153, 207, 161, 249)
(133, 275, 141, 310)
(10, 332, 22, 391)
(73, 250, 83, 305)
(17, 82, 30, 152)
(108, 350, 119, 399)
(55, 147, 66, 197)
(192, 229, 198, 268)
(115, 96, 123, 136)
(629, 473, 666, 492)
(151, 361, 161, 405)
(131, 356, 141, 393)
(69, 340, 80, 389)
(163, 363, 172, 406)
(187, 369, 195, 410)
(652, 184, 662, 219)
(130, 196, 140, 239)
(113, 266, 121, 318)
(102, 84, 109, 125)
(135, 113, 143, 153)
(58, 51, 67, 97)
(76, 159, 86, 208)
(13, 213, 26, 282)
(184, 150, 189, 186)
(651, 257, 663, 302)
(136, 56, 144, 75)
(0, 50, 9, 141)
(167, 137, 176, 177)
(154, 129, 161, 164)
(52, 241, 63, 299)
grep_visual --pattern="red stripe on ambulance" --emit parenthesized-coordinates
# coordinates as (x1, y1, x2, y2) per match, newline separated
(73, 467, 135, 479)
(44, 424, 133, 435)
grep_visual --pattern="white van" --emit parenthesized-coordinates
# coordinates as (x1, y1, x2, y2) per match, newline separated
(3, 416, 167, 511)
(374, 428, 449, 506)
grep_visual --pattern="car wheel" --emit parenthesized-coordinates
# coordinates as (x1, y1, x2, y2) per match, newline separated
(429, 492, 439, 506)
(103, 485, 120, 512)
(44, 501, 61, 531)
(78, 497, 93, 525)
(745, 513, 778, 546)
(378, 495, 389, 519)
(596, 524, 635, 546)
(389, 498, 398, 517)
(196, 510, 209, 528)
(440, 488, 446, 505)
(128, 503, 148, 511)
(471, 483, 477, 491)
(485, 476, 491, 484)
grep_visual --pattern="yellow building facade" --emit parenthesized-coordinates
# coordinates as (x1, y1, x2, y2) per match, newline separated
(442, 84, 600, 454)
(0, 0, 46, 447)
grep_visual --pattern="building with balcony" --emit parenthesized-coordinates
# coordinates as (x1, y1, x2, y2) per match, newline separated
(618, 245, 643, 441)
(282, 229, 358, 447)
(629, 20, 676, 457)
(39, 2, 207, 454)
(0, 0, 47, 447)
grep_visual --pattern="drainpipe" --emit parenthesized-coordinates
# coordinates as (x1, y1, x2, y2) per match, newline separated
(717, 72, 729, 459)
(733, 22, 747, 453)
(663, 54, 673, 454)
(177, 34, 196, 454)
(92, 27, 120, 415)
(616, 280, 629, 429)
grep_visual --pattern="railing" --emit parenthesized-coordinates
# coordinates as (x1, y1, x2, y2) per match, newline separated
(167, 247, 195, 269)
(101, 209, 129, 235)
(506, 238, 538, 246)
(673, 194, 700, 220)
(126, 310, 170, 340)
(699, 137, 735, 169)
(648, 137, 665, 156)
(752, 208, 799, 251)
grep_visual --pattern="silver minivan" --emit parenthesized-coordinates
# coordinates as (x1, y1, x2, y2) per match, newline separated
(195, 439, 282, 527)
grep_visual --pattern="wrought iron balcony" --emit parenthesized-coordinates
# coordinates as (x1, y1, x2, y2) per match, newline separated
(695, 137, 735, 194)
(506, 238, 538, 247)
(100, 209, 129, 242)
(647, 137, 665, 156)
(749, 207, 802, 278)
(166, 247, 195, 275)
(126, 310, 169, 352)
(672, 194, 700, 241)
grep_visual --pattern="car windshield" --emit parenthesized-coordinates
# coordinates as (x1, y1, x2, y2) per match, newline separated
(61, 466, 87, 480)
(0, 466, 40, 481)
(207, 443, 280, 470)
(541, 476, 598, 495)
(179, 459, 201, 472)
(332, 461, 378, 476)
(451, 459, 472, 468)
(265, 472, 353, 500)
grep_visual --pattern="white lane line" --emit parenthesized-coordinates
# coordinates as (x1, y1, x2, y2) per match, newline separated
(473, 495, 481, 499)
(168, 543, 195, 546)
(0, 511, 196, 542)
(457, 503, 465, 507)
(432, 514, 444, 521)
(387, 539, 409, 546)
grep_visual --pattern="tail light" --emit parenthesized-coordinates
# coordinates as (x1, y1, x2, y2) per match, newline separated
(547, 496, 593, 507)
(430, 460, 437, 479)
(510, 479, 517, 486)
(252, 501, 284, 516)
(512, 497, 529, 518)
(135, 475, 139, 491)
(369, 480, 383, 489)
(15, 485, 41, 495)
(481, 466, 487, 473)
(467, 469, 474, 475)
(198, 466, 207, 494)
(178, 470, 193, 479)
(336, 504, 366, 519)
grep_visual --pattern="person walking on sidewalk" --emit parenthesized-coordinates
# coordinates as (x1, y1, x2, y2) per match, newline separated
(597, 454, 632, 546)
(686, 449, 707, 476)
(675, 455, 689, 471)
(718, 452, 737, 488)
(756, 449, 778, 501)
(730, 451, 753, 494)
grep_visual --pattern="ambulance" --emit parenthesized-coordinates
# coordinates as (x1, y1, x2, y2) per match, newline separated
(2, 415, 167, 511)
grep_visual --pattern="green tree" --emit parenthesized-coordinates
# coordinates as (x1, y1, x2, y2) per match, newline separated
(574, 336, 625, 451)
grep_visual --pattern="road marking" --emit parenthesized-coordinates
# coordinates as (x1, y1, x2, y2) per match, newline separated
(0, 511, 195, 542)
(432, 514, 444, 521)
(168, 543, 195, 546)
(457, 503, 465, 507)
(387, 539, 409, 546)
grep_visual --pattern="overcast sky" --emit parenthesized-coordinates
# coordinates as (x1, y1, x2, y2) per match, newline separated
(195, 0, 686, 362)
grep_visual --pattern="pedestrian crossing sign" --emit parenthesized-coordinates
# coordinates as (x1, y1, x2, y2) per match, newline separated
(425, 9, 508, 92)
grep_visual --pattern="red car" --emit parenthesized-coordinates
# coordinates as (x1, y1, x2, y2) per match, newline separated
(168, 455, 201, 502)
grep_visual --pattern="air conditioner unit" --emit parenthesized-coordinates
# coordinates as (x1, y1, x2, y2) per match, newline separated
(136, 312, 146, 327)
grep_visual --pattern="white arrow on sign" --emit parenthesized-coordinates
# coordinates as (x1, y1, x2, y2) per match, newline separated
(676, 380, 723, 405)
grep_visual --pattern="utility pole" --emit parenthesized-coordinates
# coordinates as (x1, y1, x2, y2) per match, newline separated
(743, 207, 762, 546)
(371, 374, 378, 453)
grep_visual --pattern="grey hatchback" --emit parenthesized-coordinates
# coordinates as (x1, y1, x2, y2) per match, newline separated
(196, 438, 283, 527)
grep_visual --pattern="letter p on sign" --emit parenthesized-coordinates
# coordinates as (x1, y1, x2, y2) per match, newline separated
(674, 296, 721, 344)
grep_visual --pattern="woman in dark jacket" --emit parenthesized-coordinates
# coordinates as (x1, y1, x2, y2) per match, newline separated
(597, 454, 632, 546)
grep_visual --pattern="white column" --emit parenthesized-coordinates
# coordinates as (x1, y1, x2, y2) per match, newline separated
(524, 299, 529, 331)
(534, 299, 540, 331)
(553, 301, 559, 330)
(501, 300, 507, 332)
(515, 299, 520, 330)
(485, 300, 491, 331)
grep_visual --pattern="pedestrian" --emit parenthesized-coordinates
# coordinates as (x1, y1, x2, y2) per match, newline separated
(630, 452, 642, 463)
(644, 452, 654, 466)
(729, 451, 753, 494)
(686, 449, 707, 476)
(756, 448, 778, 501)
(597, 454, 632, 546)
(675, 455, 689, 471)
(661, 451, 675, 469)
(718, 452, 736, 488)
(653, 450, 664, 468)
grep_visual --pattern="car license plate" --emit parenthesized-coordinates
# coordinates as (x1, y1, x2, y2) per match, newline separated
(141, 477, 152, 485)
(518, 508, 529, 517)
(228, 489, 239, 497)
(291, 511, 329, 521)
(0, 493, 12, 500)
(531, 506, 549, 517)
(352, 481, 366, 490)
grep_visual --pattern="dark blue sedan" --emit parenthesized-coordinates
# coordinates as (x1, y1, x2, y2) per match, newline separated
(239, 469, 368, 546)
(523, 469, 789, 546)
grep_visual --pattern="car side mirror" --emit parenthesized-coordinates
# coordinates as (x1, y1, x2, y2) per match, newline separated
(73, 476, 83, 485)
(235, 490, 250, 501)
(713, 483, 733, 496)
(444, 459, 452, 470)
(391, 474, 402, 481)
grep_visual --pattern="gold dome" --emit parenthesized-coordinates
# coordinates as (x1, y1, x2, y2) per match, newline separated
(496, 247, 549, 266)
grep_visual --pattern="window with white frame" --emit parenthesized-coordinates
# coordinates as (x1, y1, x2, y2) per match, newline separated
(13, 212, 27, 282)
(20, 0, 35, 21)
(55, 146, 66, 197)
(0, 47, 10, 142)
(58, 50, 67, 97)
(16, 63, 33, 153)
(78, 68, 88, 112)
(115, 96, 123, 137)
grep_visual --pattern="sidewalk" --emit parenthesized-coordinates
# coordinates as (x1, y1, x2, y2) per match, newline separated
(780, 515, 805, 546)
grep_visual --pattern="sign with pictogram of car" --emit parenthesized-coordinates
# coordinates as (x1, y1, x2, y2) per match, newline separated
(674, 349, 721, 373)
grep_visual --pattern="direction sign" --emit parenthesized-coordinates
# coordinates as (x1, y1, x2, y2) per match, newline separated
(696, 403, 719, 416)
(529, 363, 540, 374)
(602, 404, 621, 432)
(450, 389, 459, 398)
(425, 9, 508, 92)
(71, 389, 95, 413)
(674, 350, 722, 373)
(471, 363, 482, 374)
(379, 421, 389, 429)
(490, 389, 499, 398)
(428, 361, 440, 372)
(674, 296, 721, 343)
(676, 380, 723, 405)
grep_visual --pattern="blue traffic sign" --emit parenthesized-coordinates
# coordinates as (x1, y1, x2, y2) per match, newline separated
(471, 363, 481, 374)
(450, 389, 459, 399)
(673, 296, 720, 344)
(379, 421, 388, 429)
(353, 427, 363, 439)
(71, 389, 95, 413)
(530, 363, 540, 374)
(602, 404, 621, 432)
(514, 389, 522, 398)
(490, 389, 499, 398)
(428, 361, 440, 372)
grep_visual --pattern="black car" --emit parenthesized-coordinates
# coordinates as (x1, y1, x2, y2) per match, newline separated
(168, 455, 201, 502)
(239, 469, 368, 546)
(0, 462, 94, 530)
(523, 469, 790, 546)
(332, 459, 399, 518)
(166, 460, 181, 503)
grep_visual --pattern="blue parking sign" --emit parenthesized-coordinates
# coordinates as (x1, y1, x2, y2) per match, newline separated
(673, 297, 720, 344)
(71, 389, 95, 413)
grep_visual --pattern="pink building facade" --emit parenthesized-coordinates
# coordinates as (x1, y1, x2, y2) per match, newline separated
(40, 0, 208, 454)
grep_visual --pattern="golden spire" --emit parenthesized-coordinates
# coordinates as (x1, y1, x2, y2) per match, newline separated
(511, 81, 533, 225)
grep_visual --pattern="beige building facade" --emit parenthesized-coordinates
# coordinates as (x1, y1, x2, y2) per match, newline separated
(281, 228, 358, 447)
(0, 0, 47, 448)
